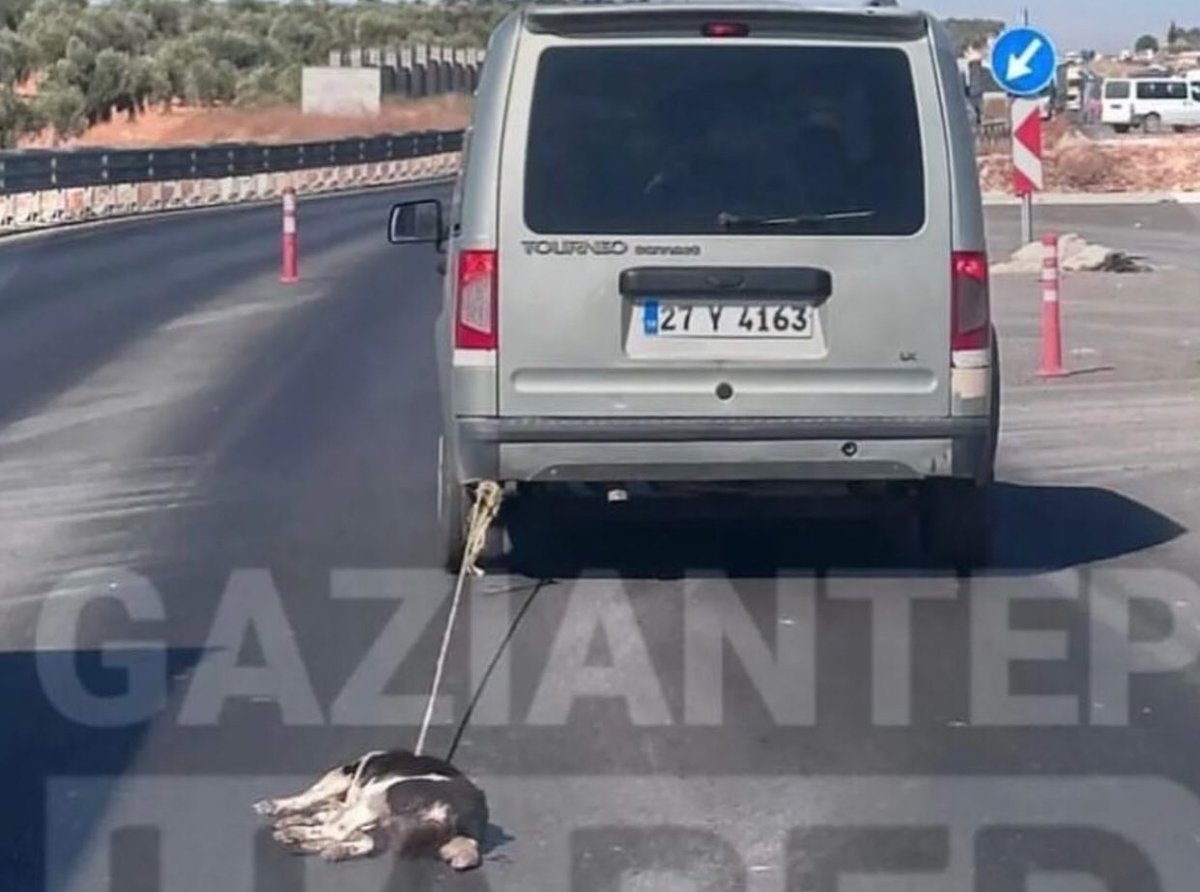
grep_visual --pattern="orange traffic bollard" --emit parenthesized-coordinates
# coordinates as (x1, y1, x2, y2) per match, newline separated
(1037, 232, 1068, 378)
(280, 187, 298, 284)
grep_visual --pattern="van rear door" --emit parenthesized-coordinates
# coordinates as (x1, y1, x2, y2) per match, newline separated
(1102, 79, 1133, 125)
(496, 9, 956, 419)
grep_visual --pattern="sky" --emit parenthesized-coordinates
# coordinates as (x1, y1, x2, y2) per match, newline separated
(830, 0, 1197, 54)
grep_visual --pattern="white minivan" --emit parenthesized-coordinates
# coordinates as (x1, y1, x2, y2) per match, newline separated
(389, 2, 999, 569)
(1102, 75, 1200, 132)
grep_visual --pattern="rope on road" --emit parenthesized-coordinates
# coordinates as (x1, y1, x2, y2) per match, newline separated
(414, 480, 503, 757)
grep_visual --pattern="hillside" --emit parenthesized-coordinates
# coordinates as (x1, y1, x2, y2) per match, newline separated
(19, 96, 471, 148)
(0, 0, 504, 148)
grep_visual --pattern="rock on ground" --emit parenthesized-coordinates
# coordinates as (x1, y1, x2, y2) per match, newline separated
(991, 233, 1154, 275)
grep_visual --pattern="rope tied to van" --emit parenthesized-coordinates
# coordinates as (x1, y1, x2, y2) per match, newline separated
(414, 480, 504, 756)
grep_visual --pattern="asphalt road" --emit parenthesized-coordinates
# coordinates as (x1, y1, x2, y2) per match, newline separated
(986, 200, 1200, 272)
(2, 188, 1199, 892)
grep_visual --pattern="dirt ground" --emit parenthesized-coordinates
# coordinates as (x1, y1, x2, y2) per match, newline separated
(20, 96, 472, 149)
(979, 124, 1200, 193)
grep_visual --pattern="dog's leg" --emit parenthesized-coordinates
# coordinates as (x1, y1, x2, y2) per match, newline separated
(319, 832, 377, 862)
(272, 806, 341, 830)
(273, 799, 383, 846)
(278, 834, 350, 857)
(439, 836, 482, 871)
(254, 767, 354, 817)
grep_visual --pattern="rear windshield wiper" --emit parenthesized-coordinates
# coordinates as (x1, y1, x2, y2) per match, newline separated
(716, 210, 876, 230)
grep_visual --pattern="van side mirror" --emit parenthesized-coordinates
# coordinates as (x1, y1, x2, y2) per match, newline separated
(388, 199, 445, 247)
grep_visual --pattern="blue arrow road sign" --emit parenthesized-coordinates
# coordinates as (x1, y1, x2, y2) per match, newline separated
(990, 26, 1058, 97)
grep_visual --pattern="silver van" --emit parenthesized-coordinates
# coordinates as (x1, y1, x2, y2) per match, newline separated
(389, 2, 1000, 569)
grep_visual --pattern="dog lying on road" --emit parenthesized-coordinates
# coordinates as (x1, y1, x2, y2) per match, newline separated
(253, 749, 488, 869)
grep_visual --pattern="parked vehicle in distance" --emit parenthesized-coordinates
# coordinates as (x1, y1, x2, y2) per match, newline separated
(1102, 75, 1200, 132)
(389, 2, 1000, 570)
(1063, 63, 1085, 112)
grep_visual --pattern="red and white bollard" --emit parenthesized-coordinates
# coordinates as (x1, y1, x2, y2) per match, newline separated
(280, 187, 298, 284)
(1038, 233, 1068, 378)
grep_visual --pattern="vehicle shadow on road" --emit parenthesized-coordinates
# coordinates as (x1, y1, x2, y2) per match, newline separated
(504, 482, 1186, 579)
(0, 646, 207, 892)
(990, 482, 1186, 571)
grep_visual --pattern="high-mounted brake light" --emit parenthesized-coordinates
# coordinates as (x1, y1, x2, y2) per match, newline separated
(951, 251, 990, 365)
(702, 21, 749, 37)
(455, 249, 497, 350)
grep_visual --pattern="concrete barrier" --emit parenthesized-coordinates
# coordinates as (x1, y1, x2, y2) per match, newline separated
(0, 151, 463, 236)
(318, 43, 484, 101)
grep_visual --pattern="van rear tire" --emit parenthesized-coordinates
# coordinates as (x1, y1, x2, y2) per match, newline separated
(437, 436, 508, 572)
(918, 479, 993, 571)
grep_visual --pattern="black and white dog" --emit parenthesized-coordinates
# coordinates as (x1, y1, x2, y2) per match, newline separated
(253, 749, 488, 869)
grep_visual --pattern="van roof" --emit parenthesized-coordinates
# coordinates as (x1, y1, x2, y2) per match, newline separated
(523, 2, 931, 40)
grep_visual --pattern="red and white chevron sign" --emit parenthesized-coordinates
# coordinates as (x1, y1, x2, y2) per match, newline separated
(1011, 97, 1044, 194)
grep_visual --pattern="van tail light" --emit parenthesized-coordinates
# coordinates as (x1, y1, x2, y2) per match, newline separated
(455, 249, 497, 350)
(951, 251, 990, 366)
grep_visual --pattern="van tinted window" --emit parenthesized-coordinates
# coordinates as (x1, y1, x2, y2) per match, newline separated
(1136, 80, 1188, 100)
(1104, 80, 1131, 99)
(524, 46, 925, 236)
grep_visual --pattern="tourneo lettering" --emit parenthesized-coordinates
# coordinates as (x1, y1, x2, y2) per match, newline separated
(521, 240, 629, 256)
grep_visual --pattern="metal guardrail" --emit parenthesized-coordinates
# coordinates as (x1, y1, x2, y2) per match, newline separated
(0, 130, 465, 195)
(979, 119, 1011, 139)
(975, 119, 1011, 152)
(2, 122, 1020, 197)
(0, 121, 1018, 234)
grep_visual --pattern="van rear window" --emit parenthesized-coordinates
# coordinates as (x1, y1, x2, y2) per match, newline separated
(1104, 80, 1131, 99)
(523, 46, 926, 237)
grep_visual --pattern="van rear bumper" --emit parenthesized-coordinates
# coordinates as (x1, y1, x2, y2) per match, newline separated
(454, 416, 994, 485)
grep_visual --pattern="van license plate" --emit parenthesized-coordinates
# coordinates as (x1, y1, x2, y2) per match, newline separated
(642, 300, 814, 339)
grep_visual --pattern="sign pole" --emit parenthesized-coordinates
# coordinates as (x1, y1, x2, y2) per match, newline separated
(993, 22, 1054, 247)
(1020, 7, 1032, 244)
(1021, 189, 1034, 245)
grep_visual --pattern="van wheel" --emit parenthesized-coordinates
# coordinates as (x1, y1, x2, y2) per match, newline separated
(1142, 113, 1162, 134)
(438, 436, 508, 572)
(918, 480, 993, 571)
(1113, 124, 1130, 134)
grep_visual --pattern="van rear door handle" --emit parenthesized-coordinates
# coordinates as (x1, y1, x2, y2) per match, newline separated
(619, 266, 832, 303)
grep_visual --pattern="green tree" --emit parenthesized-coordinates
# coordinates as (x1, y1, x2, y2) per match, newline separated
(119, 54, 168, 116)
(34, 79, 86, 141)
(0, 86, 38, 146)
(0, 29, 35, 85)
(943, 18, 1004, 55)
(1174, 26, 1200, 49)
(0, 0, 34, 30)
(88, 48, 133, 123)
(4, 0, 506, 141)
(1134, 34, 1160, 54)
